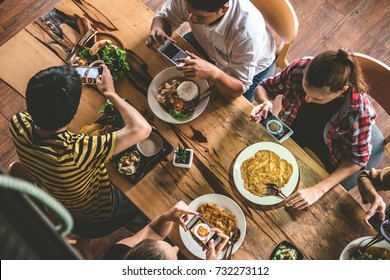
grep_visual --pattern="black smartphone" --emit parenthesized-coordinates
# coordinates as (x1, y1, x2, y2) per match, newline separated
(368, 212, 388, 232)
(186, 216, 221, 248)
(259, 111, 293, 143)
(157, 41, 189, 66)
(75, 66, 103, 85)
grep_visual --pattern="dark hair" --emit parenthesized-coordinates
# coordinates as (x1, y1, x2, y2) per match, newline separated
(26, 66, 82, 131)
(305, 48, 367, 93)
(125, 239, 166, 260)
(186, 0, 229, 12)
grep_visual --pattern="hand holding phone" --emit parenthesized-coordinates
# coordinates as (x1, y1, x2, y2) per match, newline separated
(259, 111, 293, 143)
(75, 66, 103, 85)
(158, 41, 190, 66)
(250, 100, 273, 122)
(368, 212, 388, 232)
(186, 216, 221, 249)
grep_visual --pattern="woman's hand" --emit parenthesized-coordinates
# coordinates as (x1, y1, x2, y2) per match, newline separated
(205, 228, 229, 260)
(96, 65, 115, 97)
(285, 185, 325, 210)
(249, 100, 273, 122)
(176, 51, 218, 80)
(364, 188, 386, 228)
(166, 201, 199, 230)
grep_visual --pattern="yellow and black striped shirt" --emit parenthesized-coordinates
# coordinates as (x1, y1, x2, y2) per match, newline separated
(10, 112, 117, 222)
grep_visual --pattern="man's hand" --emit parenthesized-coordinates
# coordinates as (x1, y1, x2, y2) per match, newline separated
(146, 28, 174, 49)
(166, 201, 199, 230)
(176, 51, 219, 80)
(96, 65, 115, 97)
(206, 228, 229, 260)
(364, 188, 386, 228)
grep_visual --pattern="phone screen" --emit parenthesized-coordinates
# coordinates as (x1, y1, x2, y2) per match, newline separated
(75, 67, 102, 84)
(159, 42, 188, 65)
(186, 216, 220, 247)
(369, 212, 388, 232)
(259, 111, 293, 142)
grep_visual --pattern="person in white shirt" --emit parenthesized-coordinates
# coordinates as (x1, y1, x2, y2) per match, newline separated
(146, 0, 276, 101)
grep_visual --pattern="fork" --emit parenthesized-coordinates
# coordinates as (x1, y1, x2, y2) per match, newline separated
(223, 227, 240, 260)
(264, 183, 288, 199)
(349, 233, 384, 259)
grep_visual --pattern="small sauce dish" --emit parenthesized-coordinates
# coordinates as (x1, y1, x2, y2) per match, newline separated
(136, 132, 164, 157)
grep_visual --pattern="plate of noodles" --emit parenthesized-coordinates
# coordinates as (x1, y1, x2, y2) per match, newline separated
(179, 194, 246, 259)
(147, 67, 209, 124)
(233, 142, 299, 205)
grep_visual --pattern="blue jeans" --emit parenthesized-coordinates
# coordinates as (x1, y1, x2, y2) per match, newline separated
(339, 124, 385, 190)
(111, 186, 139, 218)
(183, 32, 276, 101)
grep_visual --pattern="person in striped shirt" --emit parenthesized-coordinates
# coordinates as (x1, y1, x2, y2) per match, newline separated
(10, 65, 151, 227)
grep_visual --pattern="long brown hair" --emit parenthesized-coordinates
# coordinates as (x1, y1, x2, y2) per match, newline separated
(305, 48, 367, 93)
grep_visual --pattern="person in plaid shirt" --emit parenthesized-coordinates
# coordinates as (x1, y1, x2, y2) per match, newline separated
(250, 49, 385, 210)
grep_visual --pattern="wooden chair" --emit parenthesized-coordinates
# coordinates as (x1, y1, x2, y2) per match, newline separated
(355, 53, 390, 153)
(251, 0, 299, 70)
(8, 162, 93, 259)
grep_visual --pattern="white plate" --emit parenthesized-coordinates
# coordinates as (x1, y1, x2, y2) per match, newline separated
(340, 236, 390, 260)
(147, 67, 209, 124)
(179, 194, 246, 259)
(233, 142, 299, 205)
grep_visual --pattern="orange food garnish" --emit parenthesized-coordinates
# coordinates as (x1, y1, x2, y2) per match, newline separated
(173, 99, 184, 111)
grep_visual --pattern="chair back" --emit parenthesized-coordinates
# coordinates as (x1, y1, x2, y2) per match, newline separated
(355, 53, 390, 153)
(251, 0, 299, 69)
(8, 161, 92, 258)
(355, 53, 390, 115)
(9, 161, 34, 182)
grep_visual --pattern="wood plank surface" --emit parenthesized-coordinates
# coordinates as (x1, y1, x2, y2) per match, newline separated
(0, 0, 380, 260)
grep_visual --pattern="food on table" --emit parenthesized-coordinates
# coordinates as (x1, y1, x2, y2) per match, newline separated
(177, 81, 199, 101)
(240, 150, 293, 197)
(137, 132, 163, 157)
(117, 150, 141, 175)
(80, 44, 130, 81)
(76, 57, 88, 66)
(356, 246, 390, 260)
(79, 123, 114, 136)
(156, 78, 199, 121)
(197, 202, 237, 235)
(98, 99, 125, 130)
(272, 244, 299, 260)
(89, 39, 112, 56)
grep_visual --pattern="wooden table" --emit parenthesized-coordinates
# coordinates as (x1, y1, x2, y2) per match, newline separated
(0, 0, 376, 259)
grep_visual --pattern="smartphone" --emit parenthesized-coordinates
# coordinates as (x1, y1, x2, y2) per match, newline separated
(75, 66, 102, 85)
(186, 216, 221, 248)
(157, 41, 189, 66)
(368, 212, 388, 232)
(259, 111, 293, 143)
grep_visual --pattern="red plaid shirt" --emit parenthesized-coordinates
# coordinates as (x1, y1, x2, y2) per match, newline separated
(260, 58, 376, 168)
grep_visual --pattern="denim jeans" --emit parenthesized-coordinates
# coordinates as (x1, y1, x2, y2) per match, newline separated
(183, 32, 276, 102)
(111, 187, 139, 218)
(339, 124, 385, 190)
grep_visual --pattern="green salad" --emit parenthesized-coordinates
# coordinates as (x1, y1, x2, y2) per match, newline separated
(272, 245, 298, 260)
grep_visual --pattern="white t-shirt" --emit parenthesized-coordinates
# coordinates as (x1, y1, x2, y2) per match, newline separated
(157, 0, 276, 91)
